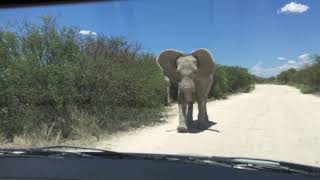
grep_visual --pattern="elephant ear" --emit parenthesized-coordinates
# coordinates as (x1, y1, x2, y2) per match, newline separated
(156, 49, 183, 81)
(192, 48, 215, 77)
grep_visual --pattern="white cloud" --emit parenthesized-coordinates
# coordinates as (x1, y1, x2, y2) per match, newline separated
(277, 57, 286, 60)
(250, 61, 297, 78)
(297, 53, 316, 68)
(278, 2, 309, 14)
(79, 30, 97, 36)
(287, 60, 296, 64)
(298, 53, 310, 60)
(250, 53, 316, 77)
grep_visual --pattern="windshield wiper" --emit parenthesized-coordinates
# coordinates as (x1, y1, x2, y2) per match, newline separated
(1, 146, 320, 176)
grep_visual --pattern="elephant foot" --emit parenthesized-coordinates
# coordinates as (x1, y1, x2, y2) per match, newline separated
(177, 125, 188, 133)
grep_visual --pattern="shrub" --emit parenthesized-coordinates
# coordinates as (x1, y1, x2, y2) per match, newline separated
(277, 68, 297, 84)
(209, 65, 254, 99)
(0, 16, 166, 142)
(275, 56, 320, 94)
(224, 66, 254, 93)
(209, 65, 230, 99)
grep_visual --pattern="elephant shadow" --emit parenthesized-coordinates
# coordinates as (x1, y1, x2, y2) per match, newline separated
(187, 120, 220, 133)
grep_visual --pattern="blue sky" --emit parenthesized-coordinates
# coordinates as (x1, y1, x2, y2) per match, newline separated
(1, 0, 319, 77)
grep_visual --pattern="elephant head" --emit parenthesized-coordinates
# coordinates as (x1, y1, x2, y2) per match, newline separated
(156, 49, 215, 103)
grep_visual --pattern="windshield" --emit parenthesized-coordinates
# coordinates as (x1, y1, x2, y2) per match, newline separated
(1, 0, 320, 168)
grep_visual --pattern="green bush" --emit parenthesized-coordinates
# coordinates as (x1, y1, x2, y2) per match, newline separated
(275, 57, 320, 94)
(0, 17, 166, 142)
(209, 65, 254, 99)
(224, 66, 254, 93)
(277, 68, 297, 84)
(209, 65, 230, 99)
(298, 84, 318, 94)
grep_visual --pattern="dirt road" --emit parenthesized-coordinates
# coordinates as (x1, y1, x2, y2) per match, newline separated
(96, 85, 320, 167)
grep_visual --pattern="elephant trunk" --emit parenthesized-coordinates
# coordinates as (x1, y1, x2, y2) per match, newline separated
(183, 90, 194, 103)
(180, 78, 195, 103)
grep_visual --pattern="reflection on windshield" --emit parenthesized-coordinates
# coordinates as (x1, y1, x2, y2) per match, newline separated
(0, 0, 320, 168)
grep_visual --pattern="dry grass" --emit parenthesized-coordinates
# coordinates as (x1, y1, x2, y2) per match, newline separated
(0, 107, 167, 149)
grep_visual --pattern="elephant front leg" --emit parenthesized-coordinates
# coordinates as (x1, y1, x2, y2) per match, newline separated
(177, 103, 188, 133)
(186, 103, 193, 126)
(197, 101, 209, 129)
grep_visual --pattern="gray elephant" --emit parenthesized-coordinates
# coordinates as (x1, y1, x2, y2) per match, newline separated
(156, 48, 215, 133)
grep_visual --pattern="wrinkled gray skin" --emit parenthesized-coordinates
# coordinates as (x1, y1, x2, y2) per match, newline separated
(157, 49, 215, 133)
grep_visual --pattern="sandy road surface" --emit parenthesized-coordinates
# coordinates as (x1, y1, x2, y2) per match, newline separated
(96, 85, 320, 167)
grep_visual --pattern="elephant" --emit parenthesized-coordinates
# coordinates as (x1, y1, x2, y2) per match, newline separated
(156, 48, 215, 133)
